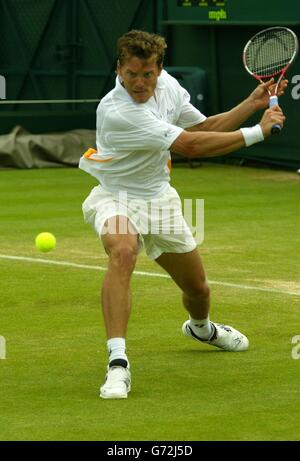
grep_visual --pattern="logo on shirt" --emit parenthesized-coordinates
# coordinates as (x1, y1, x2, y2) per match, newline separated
(167, 108, 175, 117)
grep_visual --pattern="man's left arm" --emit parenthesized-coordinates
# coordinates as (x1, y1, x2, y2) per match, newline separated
(188, 78, 288, 133)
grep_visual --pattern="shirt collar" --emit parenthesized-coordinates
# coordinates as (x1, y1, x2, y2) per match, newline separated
(156, 69, 166, 89)
(115, 75, 132, 101)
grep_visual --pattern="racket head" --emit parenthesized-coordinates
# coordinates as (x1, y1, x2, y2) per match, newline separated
(243, 27, 298, 80)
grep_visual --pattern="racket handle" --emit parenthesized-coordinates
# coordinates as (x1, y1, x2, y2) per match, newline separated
(269, 96, 281, 134)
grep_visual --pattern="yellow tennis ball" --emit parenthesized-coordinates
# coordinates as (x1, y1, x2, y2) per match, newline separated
(35, 232, 56, 252)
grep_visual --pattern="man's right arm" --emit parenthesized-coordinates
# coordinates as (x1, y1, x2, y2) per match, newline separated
(171, 105, 286, 159)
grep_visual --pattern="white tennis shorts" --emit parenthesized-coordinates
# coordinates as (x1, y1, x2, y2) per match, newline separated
(82, 185, 197, 260)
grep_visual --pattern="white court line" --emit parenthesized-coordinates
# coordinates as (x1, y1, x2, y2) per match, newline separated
(0, 253, 299, 297)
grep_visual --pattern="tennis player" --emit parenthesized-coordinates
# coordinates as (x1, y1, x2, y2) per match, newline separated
(79, 30, 286, 399)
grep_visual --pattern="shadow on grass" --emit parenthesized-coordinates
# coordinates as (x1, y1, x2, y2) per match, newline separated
(170, 348, 226, 355)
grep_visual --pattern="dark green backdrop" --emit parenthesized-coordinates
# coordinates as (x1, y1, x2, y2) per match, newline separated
(0, 0, 157, 133)
(161, 0, 300, 169)
(0, 0, 299, 169)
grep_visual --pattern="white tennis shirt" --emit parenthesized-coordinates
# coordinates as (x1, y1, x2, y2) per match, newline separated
(79, 69, 206, 199)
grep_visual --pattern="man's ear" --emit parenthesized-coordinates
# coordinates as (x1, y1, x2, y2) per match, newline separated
(158, 63, 163, 76)
(116, 59, 121, 74)
(116, 60, 124, 82)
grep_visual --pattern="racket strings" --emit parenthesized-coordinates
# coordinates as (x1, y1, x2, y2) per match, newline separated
(245, 29, 296, 78)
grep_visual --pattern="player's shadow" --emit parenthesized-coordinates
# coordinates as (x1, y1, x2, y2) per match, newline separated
(176, 348, 226, 355)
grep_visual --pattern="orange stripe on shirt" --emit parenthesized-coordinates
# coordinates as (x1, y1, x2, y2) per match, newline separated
(83, 147, 113, 163)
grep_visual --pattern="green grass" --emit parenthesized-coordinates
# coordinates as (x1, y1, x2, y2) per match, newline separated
(0, 164, 300, 441)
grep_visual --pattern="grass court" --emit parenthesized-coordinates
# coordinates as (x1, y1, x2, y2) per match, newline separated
(0, 163, 299, 441)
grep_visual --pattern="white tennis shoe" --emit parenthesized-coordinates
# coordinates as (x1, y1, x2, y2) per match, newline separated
(182, 320, 249, 352)
(100, 366, 131, 399)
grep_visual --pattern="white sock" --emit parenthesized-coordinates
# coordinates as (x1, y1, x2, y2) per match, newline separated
(107, 337, 129, 367)
(189, 315, 213, 340)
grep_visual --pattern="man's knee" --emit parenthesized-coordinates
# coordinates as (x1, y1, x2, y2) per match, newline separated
(184, 280, 210, 300)
(103, 237, 138, 276)
(112, 243, 137, 265)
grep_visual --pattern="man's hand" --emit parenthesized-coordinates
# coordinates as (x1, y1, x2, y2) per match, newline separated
(249, 78, 288, 111)
(259, 105, 286, 137)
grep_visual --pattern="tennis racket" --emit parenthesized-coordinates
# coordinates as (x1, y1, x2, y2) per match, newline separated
(243, 27, 298, 134)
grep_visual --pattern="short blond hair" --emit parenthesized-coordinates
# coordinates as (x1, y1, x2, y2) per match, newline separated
(117, 30, 167, 67)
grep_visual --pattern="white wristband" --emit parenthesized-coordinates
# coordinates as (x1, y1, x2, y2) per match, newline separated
(240, 124, 264, 147)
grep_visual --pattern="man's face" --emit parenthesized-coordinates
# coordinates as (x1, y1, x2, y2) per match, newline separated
(117, 55, 162, 103)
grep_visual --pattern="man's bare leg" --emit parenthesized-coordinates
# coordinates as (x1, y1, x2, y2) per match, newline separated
(101, 216, 138, 339)
(155, 249, 249, 351)
(156, 248, 211, 330)
(100, 216, 138, 399)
